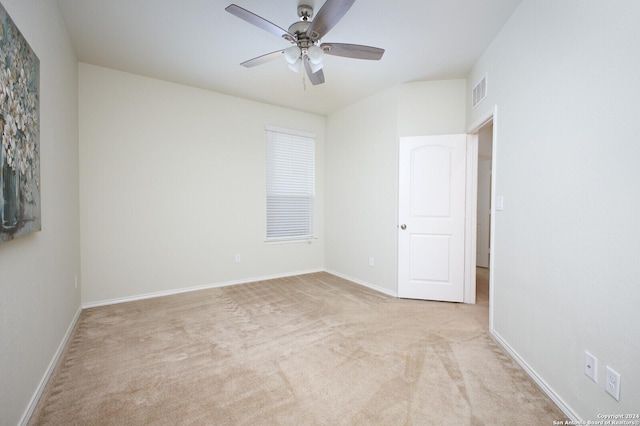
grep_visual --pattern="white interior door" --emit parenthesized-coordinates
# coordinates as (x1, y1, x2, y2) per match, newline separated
(398, 134, 467, 302)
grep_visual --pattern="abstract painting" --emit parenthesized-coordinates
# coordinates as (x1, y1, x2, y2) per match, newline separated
(1, 2, 40, 244)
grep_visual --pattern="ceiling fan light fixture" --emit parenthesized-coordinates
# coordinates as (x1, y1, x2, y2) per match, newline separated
(284, 46, 301, 64)
(307, 45, 324, 65)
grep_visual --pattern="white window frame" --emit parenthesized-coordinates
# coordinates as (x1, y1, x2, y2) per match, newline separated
(265, 125, 316, 243)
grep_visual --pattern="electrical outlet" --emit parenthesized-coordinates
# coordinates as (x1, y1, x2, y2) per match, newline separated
(235, 254, 241, 263)
(605, 366, 621, 401)
(584, 351, 598, 382)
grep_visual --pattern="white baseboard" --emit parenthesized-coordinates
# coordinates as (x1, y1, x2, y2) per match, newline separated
(20, 306, 82, 426)
(490, 328, 579, 422)
(82, 268, 325, 309)
(325, 269, 398, 298)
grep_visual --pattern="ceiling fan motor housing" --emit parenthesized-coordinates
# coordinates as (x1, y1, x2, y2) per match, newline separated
(288, 6, 314, 50)
(288, 21, 311, 39)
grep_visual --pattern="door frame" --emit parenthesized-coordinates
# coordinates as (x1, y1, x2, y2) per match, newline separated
(465, 105, 498, 327)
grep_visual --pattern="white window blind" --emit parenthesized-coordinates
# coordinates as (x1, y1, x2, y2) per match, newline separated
(266, 126, 315, 242)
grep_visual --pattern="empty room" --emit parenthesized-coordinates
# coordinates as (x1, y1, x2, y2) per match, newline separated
(1, 0, 638, 424)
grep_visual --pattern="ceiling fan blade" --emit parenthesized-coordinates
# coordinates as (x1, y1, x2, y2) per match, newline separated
(225, 4, 295, 42)
(240, 50, 284, 68)
(306, 0, 356, 41)
(304, 59, 325, 85)
(321, 43, 385, 60)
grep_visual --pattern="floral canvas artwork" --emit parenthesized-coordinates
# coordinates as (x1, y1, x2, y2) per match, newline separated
(0, 3, 40, 244)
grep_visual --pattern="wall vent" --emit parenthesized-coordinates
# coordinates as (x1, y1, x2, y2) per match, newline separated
(472, 75, 487, 109)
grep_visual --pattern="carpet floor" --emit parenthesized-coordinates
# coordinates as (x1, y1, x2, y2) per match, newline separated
(30, 272, 564, 425)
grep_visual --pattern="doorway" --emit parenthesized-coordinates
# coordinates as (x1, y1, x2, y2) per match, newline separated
(475, 121, 493, 307)
(397, 107, 497, 311)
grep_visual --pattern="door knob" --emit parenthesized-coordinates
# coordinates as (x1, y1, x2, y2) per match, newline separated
(400, 224, 407, 230)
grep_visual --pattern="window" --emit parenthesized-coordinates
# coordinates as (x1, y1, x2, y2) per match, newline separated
(265, 126, 315, 242)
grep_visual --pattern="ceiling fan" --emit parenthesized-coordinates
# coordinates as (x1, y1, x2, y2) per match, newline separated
(225, 0, 385, 85)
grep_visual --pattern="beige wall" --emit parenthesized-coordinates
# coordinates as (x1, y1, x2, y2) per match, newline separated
(398, 80, 467, 137)
(79, 64, 326, 305)
(0, 1, 80, 424)
(324, 87, 399, 293)
(468, 0, 640, 418)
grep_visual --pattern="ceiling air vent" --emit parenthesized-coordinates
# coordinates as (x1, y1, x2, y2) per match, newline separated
(472, 75, 487, 109)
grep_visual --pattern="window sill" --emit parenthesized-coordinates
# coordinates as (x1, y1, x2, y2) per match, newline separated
(265, 237, 317, 245)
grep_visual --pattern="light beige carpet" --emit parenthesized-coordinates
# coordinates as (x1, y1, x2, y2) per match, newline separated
(30, 272, 564, 425)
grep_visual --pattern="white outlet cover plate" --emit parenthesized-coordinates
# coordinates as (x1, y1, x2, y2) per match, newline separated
(605, 366, 621, 401)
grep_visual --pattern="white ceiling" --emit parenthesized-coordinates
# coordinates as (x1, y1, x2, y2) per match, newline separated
(55, 0, 522, 115)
